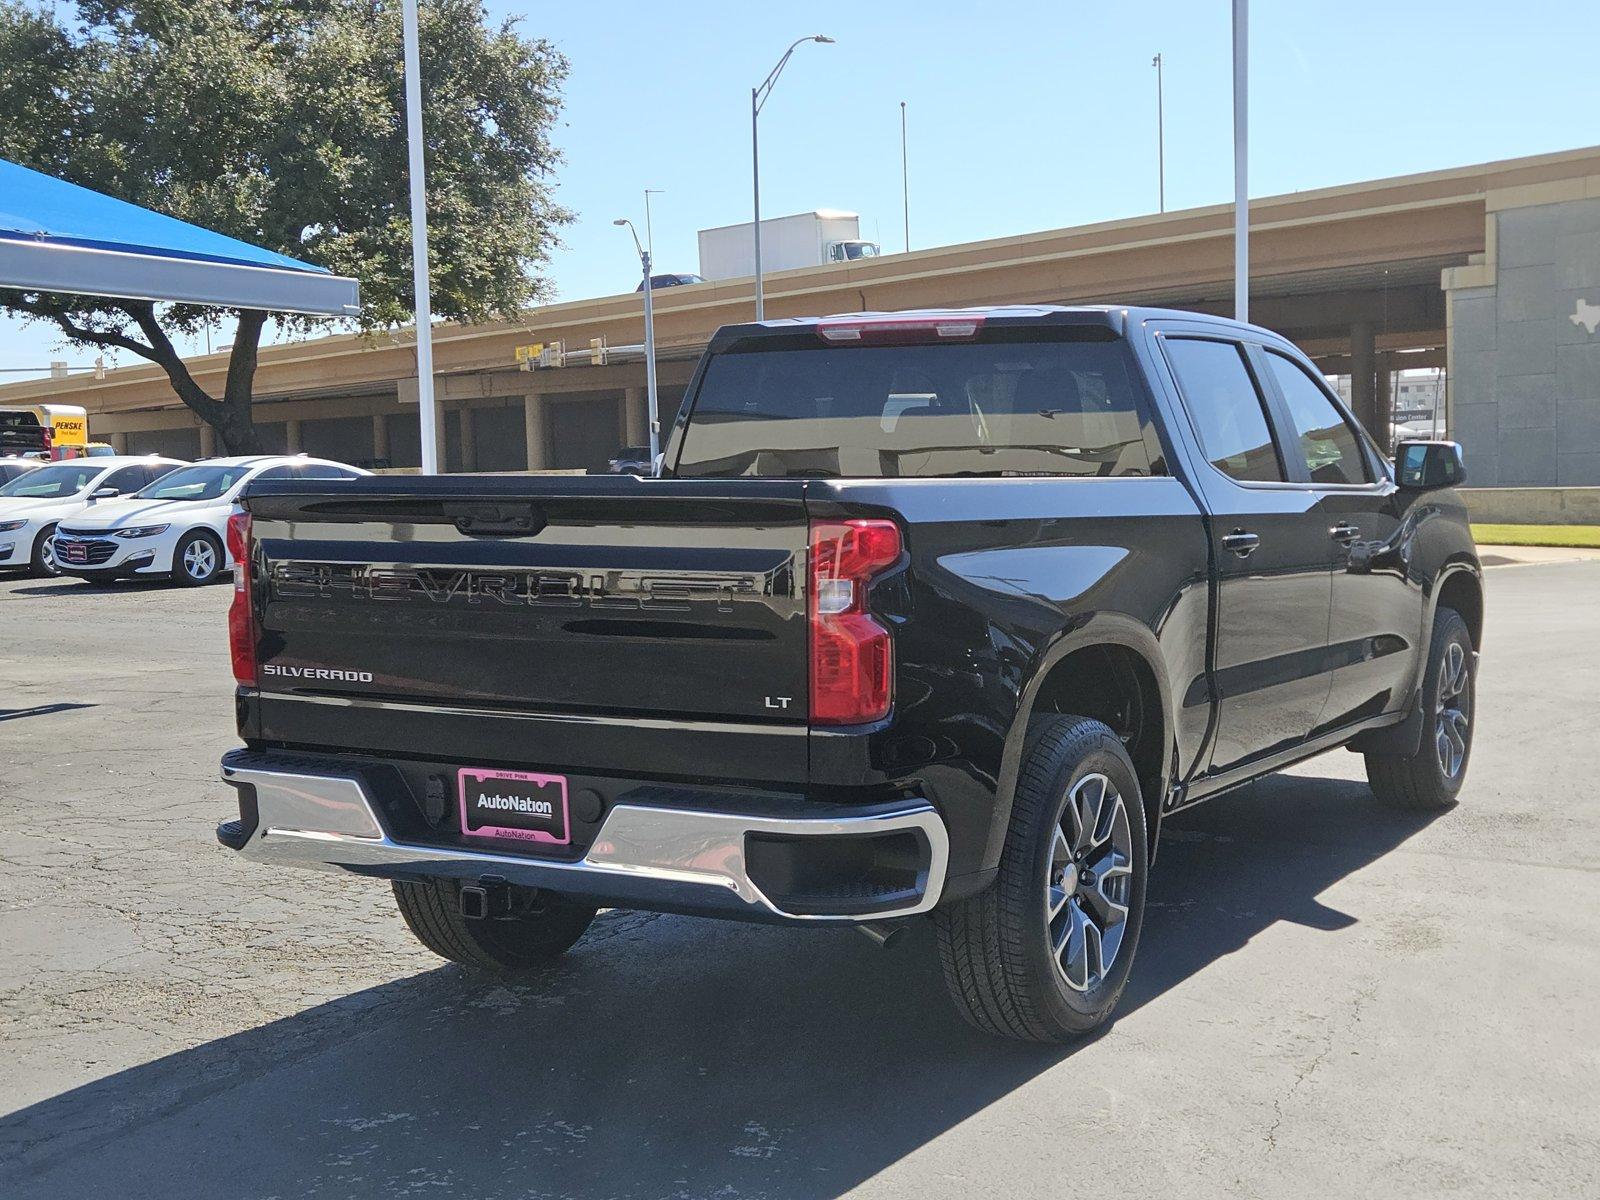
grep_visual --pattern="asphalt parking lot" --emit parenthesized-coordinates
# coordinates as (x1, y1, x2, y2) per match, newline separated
(2, 560, 1598, 1199)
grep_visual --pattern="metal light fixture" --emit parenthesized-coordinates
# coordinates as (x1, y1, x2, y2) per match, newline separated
(751, 35, 834, 321)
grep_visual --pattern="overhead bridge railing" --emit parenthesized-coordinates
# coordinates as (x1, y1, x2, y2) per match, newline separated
(513, 337, 708, 371)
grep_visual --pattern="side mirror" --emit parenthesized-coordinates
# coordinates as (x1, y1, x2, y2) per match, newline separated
(90, 486, 120, 499)
(1395, 440, 1465, 491)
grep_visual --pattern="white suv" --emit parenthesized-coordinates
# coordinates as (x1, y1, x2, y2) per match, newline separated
(0, 455, 187, 576)
(54, 455, 369, 585)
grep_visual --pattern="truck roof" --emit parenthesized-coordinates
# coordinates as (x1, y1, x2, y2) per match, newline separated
(696, 209, 860, 236)
(706, 304, 1288, 351)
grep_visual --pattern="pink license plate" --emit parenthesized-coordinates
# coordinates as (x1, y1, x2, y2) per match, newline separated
(458, 768, 570, 845)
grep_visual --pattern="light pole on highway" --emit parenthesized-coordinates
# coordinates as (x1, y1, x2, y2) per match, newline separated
(614, 218, 660, 472)
(900, 100, 910, 252)
(751, 34, 834, 321)
(1232, 0, 1249, 323)
(1151, 53, 1165, 213)
(644, 188, 663, 258)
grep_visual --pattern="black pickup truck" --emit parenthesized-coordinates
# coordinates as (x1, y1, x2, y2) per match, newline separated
(216, 306, 1481, 1043)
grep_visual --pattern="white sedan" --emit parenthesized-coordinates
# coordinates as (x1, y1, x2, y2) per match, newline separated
(53, 455, 369, 585)
(0, 455, 187, 576)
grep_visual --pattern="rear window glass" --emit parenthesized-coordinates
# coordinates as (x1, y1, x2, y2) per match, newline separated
(674, 335, 1157, 479)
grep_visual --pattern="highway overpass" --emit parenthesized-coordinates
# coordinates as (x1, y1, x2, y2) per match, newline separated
(5, 144, 1599, 486)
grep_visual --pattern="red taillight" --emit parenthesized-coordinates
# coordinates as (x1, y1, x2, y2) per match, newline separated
(226, 511, 256, 687)
(816, 314, 986, 345)
(809, 519, 901, 725)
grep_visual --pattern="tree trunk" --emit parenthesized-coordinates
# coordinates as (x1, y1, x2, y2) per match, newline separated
(15, 299, 272, 456)
(216, 311, 268, 455)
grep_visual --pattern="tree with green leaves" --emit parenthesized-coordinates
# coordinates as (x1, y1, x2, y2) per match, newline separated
(0, 0, 570, 453)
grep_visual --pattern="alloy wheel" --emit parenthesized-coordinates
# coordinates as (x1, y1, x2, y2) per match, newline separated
(184, 539, 217, 581)
(1435, 641, 1472, 779)
(1046, 772, 1134, 992)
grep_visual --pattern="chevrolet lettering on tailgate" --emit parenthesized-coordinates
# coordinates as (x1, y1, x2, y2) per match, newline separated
(269, 561, 775, 612)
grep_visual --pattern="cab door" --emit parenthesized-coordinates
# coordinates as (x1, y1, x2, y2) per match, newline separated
(1255, 347, 1421, 731)
(1154, 331, 1334, 776)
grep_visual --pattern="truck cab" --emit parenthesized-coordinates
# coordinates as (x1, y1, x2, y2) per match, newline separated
(826, 239, 881, 262)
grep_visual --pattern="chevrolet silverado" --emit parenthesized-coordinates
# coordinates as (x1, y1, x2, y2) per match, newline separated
(215, 306, 1481, 1043)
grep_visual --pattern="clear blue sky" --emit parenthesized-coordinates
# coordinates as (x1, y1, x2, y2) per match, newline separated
(4, 0, 1597, 380)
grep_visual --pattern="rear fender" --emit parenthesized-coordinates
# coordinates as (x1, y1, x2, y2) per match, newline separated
(984, 615, 1177, 872)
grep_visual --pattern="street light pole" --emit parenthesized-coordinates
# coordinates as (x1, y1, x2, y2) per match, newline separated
(900, 100, 910, 252)
(644, 188, 663, 257)
(401, 0, 438, 474)
(1232, 0, 1249, 323)
(1152, 53, 1165, 214)
(751, 35, 834, 321)
(614, 219, 659, 472)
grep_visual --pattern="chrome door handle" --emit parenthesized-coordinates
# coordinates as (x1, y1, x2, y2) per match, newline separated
(1329, 523, 1361, 545)
(1221, 530, 1260, 559)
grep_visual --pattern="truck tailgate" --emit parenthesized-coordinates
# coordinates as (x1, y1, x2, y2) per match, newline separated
(244, 477, 810, 725)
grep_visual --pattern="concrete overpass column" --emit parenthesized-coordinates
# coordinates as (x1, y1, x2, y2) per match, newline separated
(285, 419, 302, 454)
(623, 387, 649, 447)
(1374, 357, 1393, 452)
(459, 403, 477, 473)
(523, 393, 547, 471)
(198, 424, 216, 458)
(372, 413, 389, 463)
(108, 432, 127, 453)
(398, 376, 448, 468)
(1349, 322, 1377, 439)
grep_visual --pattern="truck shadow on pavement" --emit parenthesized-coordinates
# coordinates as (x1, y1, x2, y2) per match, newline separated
(9, 578, 205, 596)
(1, 772, 1442, 1200)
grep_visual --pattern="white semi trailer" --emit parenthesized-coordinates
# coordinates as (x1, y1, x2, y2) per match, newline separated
(697, 210, 880, 281)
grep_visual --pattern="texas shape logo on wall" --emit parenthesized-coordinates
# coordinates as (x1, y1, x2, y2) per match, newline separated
(1572, 298, 1600, 335)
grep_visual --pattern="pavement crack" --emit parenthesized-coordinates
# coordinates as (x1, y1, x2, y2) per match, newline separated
(1263, 983, 1375, 1153)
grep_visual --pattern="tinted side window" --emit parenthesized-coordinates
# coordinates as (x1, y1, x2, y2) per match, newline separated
(100, 466, 147, 493)
(296, 464, 359, 480)
(1163, 338, 1283, 482)
(1264, 352, 1370, 485)
(254, 465, 298, 481)
(145, 463, 180, 485)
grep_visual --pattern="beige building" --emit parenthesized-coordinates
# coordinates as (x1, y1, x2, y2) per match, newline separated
(5, 144, 1600, 484)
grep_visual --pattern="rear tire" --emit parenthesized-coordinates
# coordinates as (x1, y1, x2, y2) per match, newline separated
(29, 523, 59, 577)
(392, 879, 597, 974)
(1365, 606, 1475, 811)
(934, 715, 1148, 1043)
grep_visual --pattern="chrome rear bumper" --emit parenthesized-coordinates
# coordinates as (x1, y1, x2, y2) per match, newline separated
(219, 751, 948, 922)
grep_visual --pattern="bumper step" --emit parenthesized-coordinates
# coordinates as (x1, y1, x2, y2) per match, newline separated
(218, 749, 948, 923)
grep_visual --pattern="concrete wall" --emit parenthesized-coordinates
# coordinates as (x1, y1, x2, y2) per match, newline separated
(126, 426, 201, 459)
(1461, 486, 1600, 525)
(298, 414, 376, 466)
(1448, 196, 1600, 485)
(472, 405, 529, 473)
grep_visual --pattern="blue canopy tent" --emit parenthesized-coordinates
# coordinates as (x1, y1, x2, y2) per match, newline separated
(0, 159, 359, 317)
